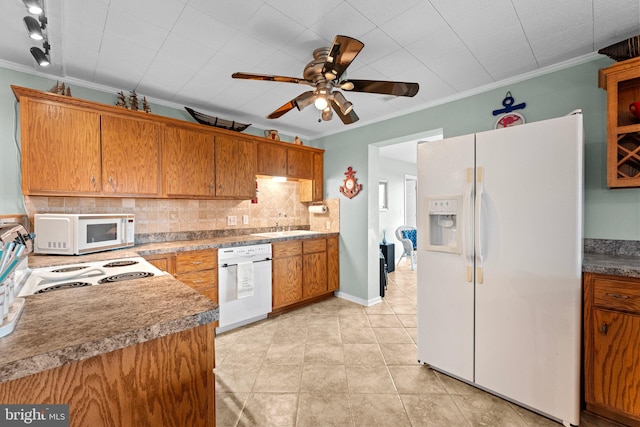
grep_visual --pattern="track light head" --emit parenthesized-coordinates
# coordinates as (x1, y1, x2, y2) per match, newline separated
(24, 15, 44, 40)
(30, 44, 49, 66)
(22, 0, 43, 15)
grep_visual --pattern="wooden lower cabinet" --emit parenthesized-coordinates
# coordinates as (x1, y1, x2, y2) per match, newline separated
(303, 239, 327, 298)
(0, 323, 216, 427)
(272, 241, 303, 310)
(272, 236, 338, 314)
(144, 250, 218, 304)
(584, 273, 640, 426)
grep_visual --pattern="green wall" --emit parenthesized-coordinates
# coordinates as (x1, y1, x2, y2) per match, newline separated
(315, 56, 640, 302)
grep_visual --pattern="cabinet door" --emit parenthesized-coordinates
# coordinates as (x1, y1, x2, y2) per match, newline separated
(215, 135, 256, 198)
(327, 236, 339, 292)
(272, 256, 303, 309)
(272, 241, 303, 309)
(101, 114, 161, 196)
(287, 147, 313, 179)
(303, 251, 327, 298)
(22, 99, 101, 194)
(143, 253, 176, 275)
(163, 125, 215, 197)
(257, 141, 287, 176)
(592, 308, 640, 416)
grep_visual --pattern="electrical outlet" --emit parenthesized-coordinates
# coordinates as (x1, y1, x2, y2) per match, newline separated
(326, 221, 331, 230)
(242, 215, 249, 225)
(227, 215, 237, 226)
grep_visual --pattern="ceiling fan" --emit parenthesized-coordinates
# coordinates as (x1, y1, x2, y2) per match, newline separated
(232, 35, 419, 124)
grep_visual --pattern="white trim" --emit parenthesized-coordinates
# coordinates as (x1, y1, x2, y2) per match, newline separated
(335, 291, 382, 307)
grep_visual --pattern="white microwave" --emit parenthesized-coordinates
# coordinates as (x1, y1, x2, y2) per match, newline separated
(34, 213, 135, 255)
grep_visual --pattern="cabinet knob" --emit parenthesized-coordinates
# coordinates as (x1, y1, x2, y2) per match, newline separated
(192, 279, 204, 284)
(600, 322, 608, 336)
(192, 261, 202, 265)
(91, 175, 97, 187)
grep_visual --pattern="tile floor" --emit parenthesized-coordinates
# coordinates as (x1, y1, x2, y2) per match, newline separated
(214, 260, 622, 426)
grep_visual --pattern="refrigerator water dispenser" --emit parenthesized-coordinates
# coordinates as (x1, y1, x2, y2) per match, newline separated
(425, 196, 462, 254)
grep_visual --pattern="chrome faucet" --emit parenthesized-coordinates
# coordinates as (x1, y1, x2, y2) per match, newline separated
(275, 212, 286, 232)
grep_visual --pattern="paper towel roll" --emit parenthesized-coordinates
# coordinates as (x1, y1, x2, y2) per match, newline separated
(308, 205, 327, 214)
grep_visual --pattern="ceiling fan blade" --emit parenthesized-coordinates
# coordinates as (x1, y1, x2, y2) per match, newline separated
(267, 91, 316, 119)
(342, 79, 419, 97)
(331, 98, 359, 124)
(232, 72, 310, 85)
(267, 100, 297, 119)
(322, 35, 364, 81)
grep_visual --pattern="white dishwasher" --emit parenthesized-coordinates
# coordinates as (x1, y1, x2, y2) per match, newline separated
(217, 243, 272, 333)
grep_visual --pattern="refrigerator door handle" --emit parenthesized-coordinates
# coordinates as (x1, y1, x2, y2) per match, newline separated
(464, 168, 474, 282)
(475, 167, 485, 284)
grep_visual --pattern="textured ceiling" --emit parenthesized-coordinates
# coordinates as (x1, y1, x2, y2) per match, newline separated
(1, 0, 638, 140)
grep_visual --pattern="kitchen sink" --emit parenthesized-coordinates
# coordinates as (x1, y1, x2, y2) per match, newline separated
(251, 230, 320, 238)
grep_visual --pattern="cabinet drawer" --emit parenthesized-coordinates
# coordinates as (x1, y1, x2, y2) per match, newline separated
(273, 240, 302, 257)
(303, 238, 326, 254)
(176, 270, 217, 292)
(593, 276, 640, 313)
(176, 250, 217, 273)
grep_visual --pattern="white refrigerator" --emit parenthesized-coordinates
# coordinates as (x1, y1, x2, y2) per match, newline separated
(416, 113, 583, 426)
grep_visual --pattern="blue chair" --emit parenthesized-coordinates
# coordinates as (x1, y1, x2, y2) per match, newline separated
(395, 226, 416, 270)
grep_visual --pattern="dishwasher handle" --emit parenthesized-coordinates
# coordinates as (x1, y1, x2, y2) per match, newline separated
(220, 257, 272, 268)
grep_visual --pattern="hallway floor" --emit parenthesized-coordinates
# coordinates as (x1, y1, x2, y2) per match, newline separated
(214, 260, 621, 426)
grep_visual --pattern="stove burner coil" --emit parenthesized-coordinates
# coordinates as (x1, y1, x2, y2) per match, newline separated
(51, 266, 89, 273)
(103, 260, 139, 268)
(98, 271, 154, 283)
(36, 282, 92, 294)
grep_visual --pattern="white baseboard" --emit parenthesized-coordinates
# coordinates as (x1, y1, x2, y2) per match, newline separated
(335, 291, 382, 307)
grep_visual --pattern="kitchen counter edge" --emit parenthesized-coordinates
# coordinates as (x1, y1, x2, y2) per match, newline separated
(583, 252, 640, 278)
(0, 275, 218, 384)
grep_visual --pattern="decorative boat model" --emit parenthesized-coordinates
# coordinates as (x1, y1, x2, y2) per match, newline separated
(184, 107, 251, 132)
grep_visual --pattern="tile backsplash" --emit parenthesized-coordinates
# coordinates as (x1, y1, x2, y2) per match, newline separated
(25, 178, 340, 236)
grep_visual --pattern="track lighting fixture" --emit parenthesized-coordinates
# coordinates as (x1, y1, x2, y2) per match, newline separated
(22, 0, 43, 15)
(30, 41, 49, 66)
(23, 0, 50, 67)
(23, 16, 44, 40)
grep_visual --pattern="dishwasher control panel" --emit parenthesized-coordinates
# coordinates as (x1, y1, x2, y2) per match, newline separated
(218, 243, 272, 260)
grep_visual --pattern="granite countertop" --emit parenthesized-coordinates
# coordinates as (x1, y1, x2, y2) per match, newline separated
(28, 231, 339, 268)
(0, 275, 218, 384)
(134, 231, 338, 256)
(583, 252, 640, 278)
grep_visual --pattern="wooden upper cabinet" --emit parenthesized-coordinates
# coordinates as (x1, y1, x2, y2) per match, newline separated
(256, 141, 287, 176)
(215, 135, 256, 198)
(287, 147, 313, 179)
(599, 58, 640, 188)
(101, 114, 161, 196)
(163, 124, 215, 197)
(22, 98, 101, 194)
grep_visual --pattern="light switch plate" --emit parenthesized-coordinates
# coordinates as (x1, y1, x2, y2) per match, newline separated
(242, 215, 249, 225)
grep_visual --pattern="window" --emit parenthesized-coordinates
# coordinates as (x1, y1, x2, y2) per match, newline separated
(379, 180, 388, 211)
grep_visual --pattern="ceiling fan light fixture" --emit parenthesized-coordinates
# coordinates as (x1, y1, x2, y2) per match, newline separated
(22, 0, 43, 14)
(24, 15, 44, 40)
(333, 91, 353, 115)
(322, 107, 333, 121)
(340, 81, 354, 91)
(30, 45, 49, 66)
